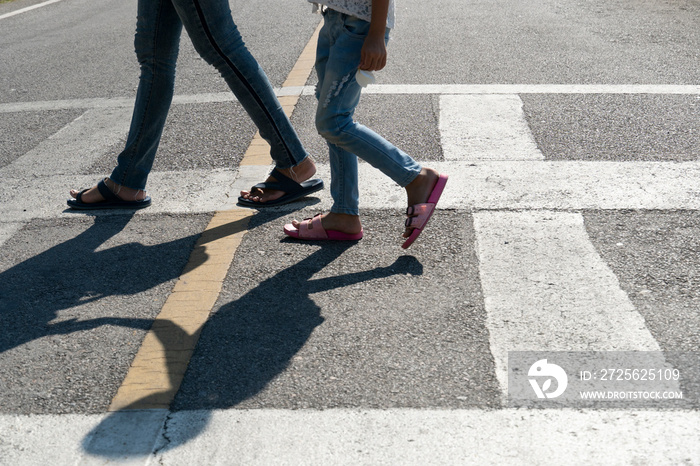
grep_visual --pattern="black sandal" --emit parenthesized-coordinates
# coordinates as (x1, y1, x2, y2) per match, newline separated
(67, 179, 152, 210)
(237, 168, 324, 208)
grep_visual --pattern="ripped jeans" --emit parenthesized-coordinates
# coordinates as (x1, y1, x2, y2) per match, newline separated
(110, 0, 309, 190)
(315, 8, 421, 216)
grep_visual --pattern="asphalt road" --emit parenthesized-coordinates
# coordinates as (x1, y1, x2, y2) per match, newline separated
(1, 0, 699, 464)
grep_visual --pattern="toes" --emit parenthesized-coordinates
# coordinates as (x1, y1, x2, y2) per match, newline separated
(240, 190, 263, 203)
(245, 188, 269, 203)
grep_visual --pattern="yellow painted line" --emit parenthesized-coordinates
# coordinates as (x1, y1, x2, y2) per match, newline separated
(283, 23, 322, 88)
(241, 22, 322, 166)
(108, 21, 323, 412)
(109, 210, 253, 411)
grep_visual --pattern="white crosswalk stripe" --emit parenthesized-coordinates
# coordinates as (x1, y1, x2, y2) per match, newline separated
(2, 160, 699, 225)
(0, 222, 23, 249)
(312, 160, 700, 210)
(2, 409, 699, 465)
(473, 210, 661, 395)
(0, 107, 133, 178)
(440, 94, 543, 161)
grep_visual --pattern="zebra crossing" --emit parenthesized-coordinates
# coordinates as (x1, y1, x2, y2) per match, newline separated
(2, 86, 699, 226)
(1, 84, 699, 464)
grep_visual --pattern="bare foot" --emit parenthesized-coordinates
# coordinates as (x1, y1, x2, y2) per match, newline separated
(70, 178, 147, 204)
(403, 168, 440, 238)
(240, 157, 317, 204)
(292, 212, 362, 235)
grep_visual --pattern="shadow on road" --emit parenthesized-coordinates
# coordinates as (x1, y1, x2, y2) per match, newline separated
(0, 212, 179, 354)
(81, 231, 423, 458)
(0, 210, 424, 458)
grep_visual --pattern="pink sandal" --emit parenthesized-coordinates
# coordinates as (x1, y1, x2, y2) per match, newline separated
(402, 174, 449, 249)
(284, 214, 364, 241)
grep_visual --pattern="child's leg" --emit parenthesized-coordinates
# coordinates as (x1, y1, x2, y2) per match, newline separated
(315, 13, 359, 215)
(314, 11, 422, 191)
(288, 10, 446, 244)
(292, 9, 362, 233)
(328, 141, 360, 215)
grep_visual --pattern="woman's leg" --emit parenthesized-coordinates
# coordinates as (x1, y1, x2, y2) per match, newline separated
(171, 0, 308, 170)
(70, 0, 182, 203)
(112, 0, 183, 191)
(169, 0, 317, 204)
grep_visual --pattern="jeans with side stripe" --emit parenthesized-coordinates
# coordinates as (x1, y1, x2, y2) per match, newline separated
(110, 0, 309, 190)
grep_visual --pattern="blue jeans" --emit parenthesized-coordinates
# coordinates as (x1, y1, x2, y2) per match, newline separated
(315, 9, 422, 216)
(110, 0, 309, 190)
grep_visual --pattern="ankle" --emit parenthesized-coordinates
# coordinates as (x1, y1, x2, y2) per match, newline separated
(283, 157, 316, 182)
(105, 178, 146, 201)
(326, 212, 359, 220)
(324, 212, 362, 232)
(405, 168, 438, 205)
